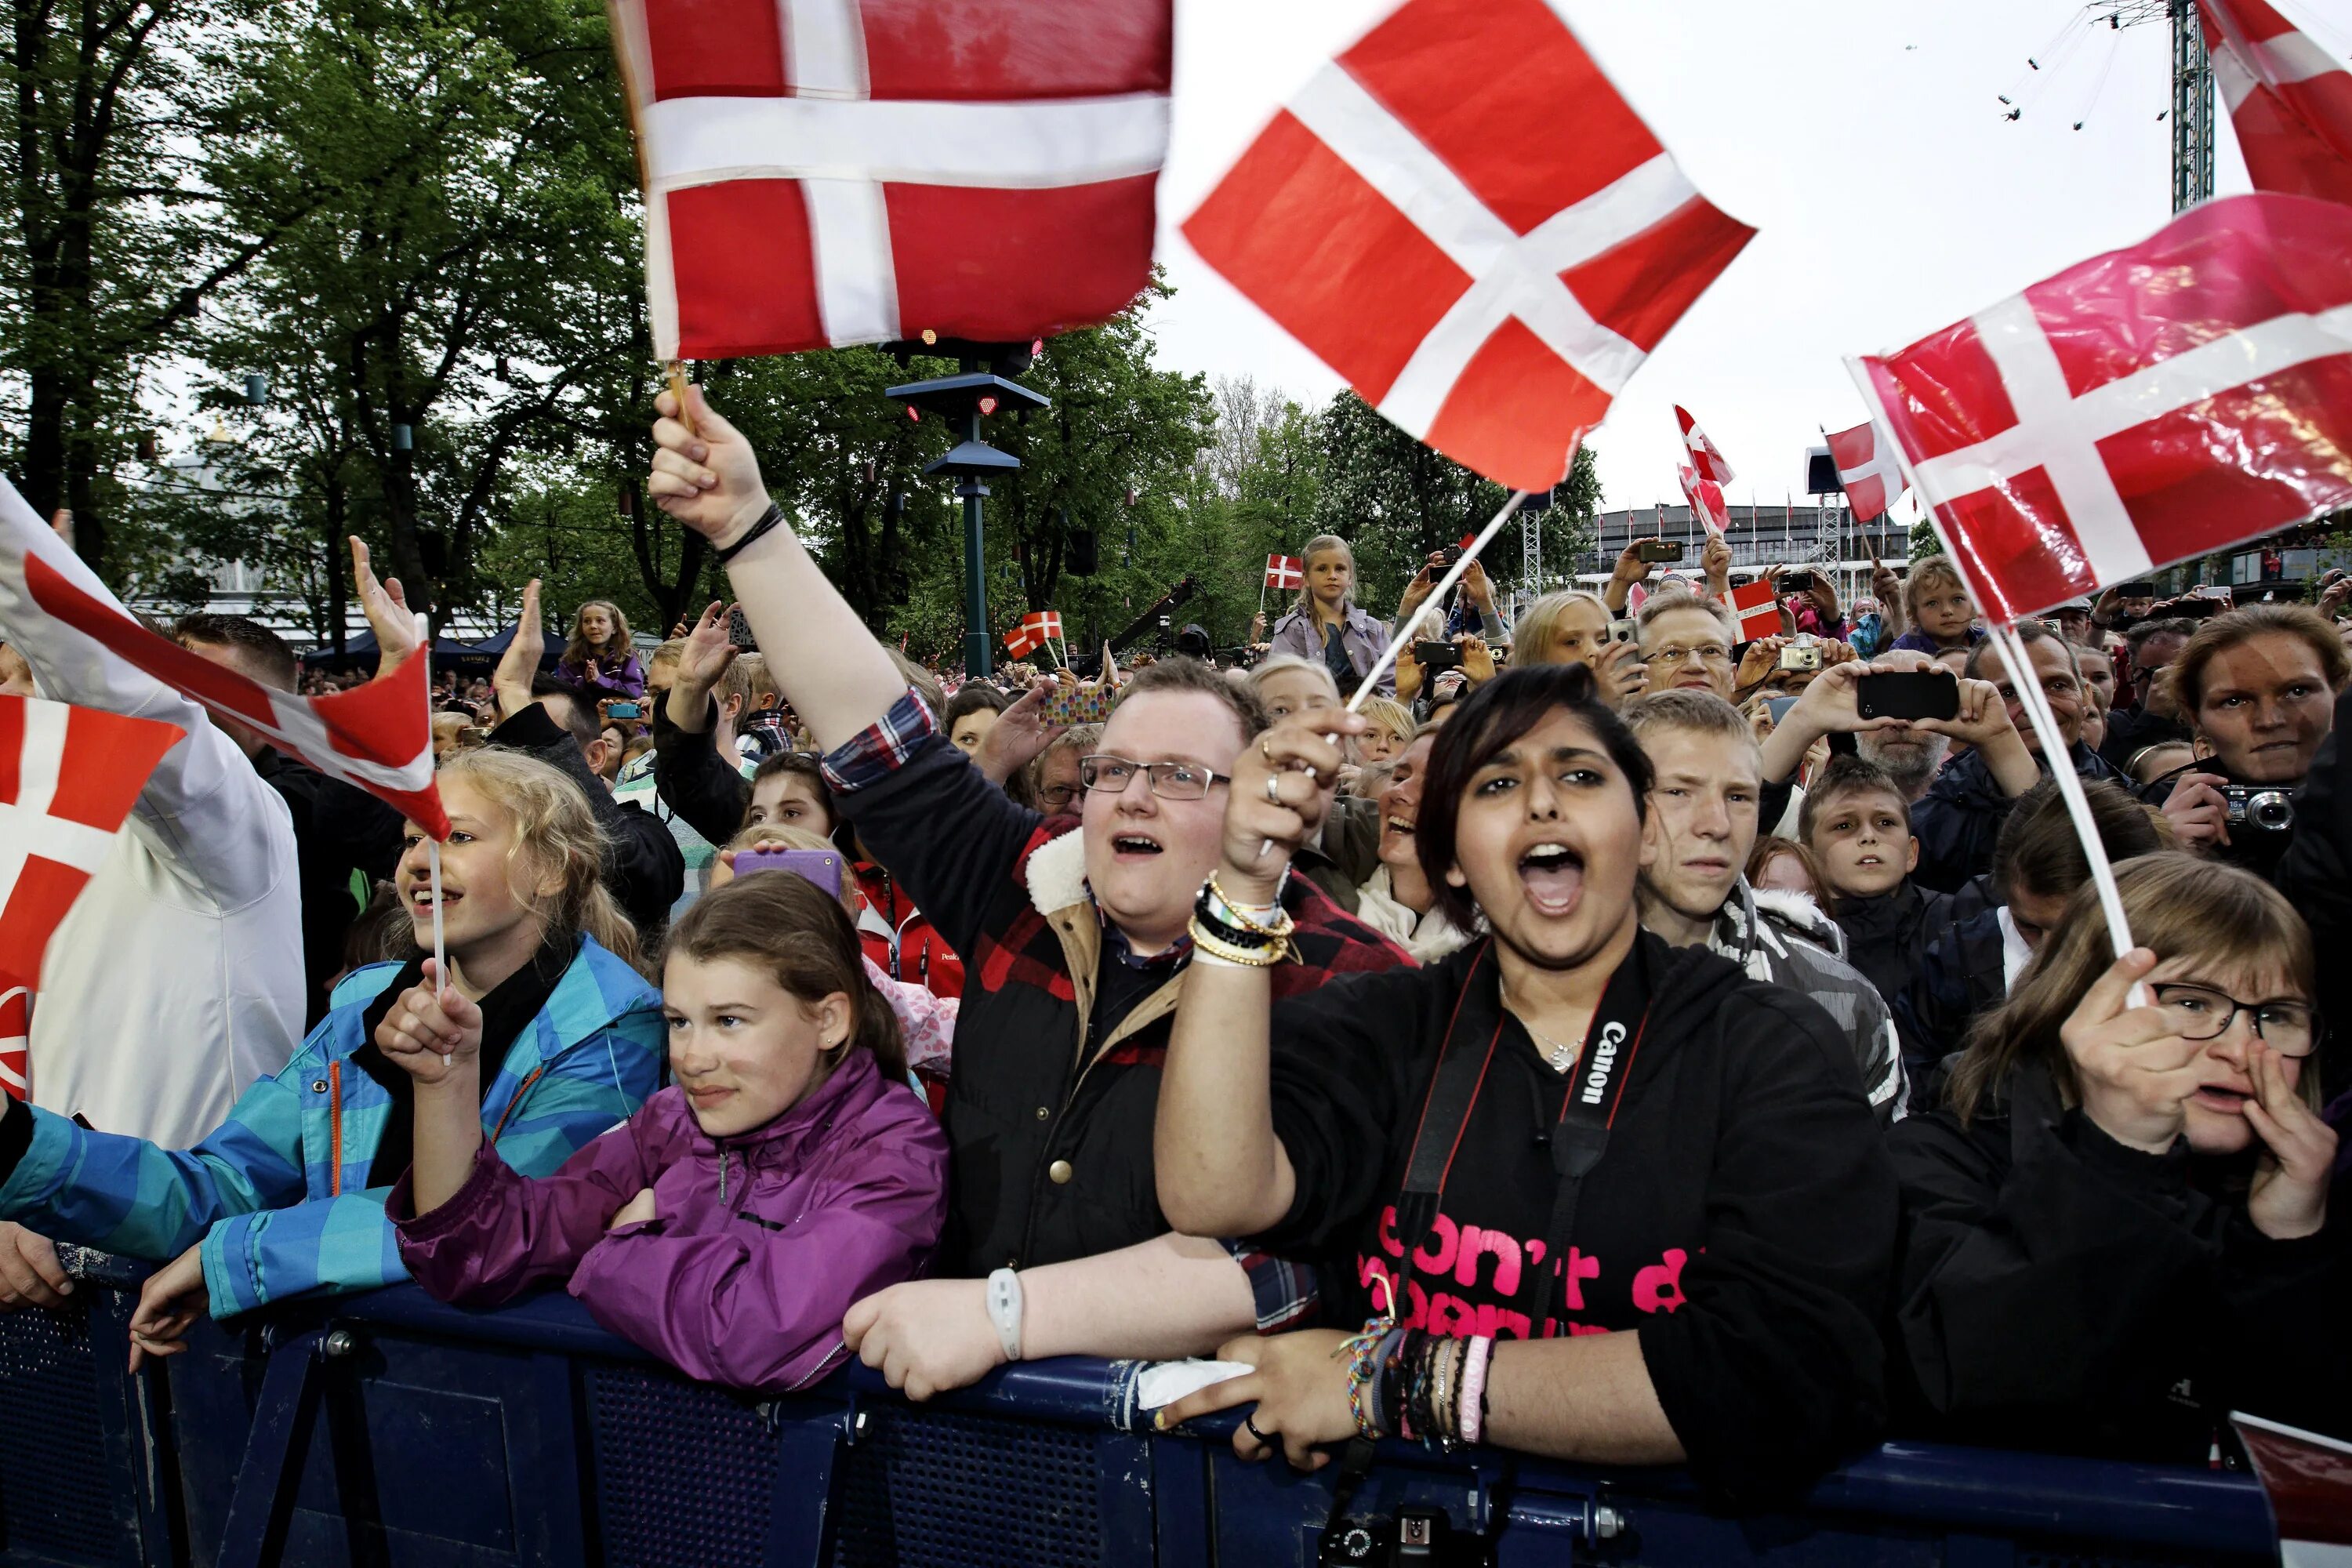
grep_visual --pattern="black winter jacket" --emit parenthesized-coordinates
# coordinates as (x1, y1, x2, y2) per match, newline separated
(1891, 908, 2007, 1113)
(1910, 739, 2119, 893)
(2136, 757, 2296, 882)
(1832, 880, 1955, 1014)
(1889, 1065, 2349, 1458)
(2274, 688, 2352, 1104)
(650, 698, 751, 848)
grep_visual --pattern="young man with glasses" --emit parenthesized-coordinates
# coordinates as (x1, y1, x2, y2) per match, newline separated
(644, 387, 1410, 1403)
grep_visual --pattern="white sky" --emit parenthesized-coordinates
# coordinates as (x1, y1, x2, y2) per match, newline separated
(1143, 0, 2352, 517)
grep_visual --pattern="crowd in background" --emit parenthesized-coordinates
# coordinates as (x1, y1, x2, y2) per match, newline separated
(0, 384, 2343, 1508)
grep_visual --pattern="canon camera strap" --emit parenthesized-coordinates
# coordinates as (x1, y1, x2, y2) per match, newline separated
(1391, 936, 1653, 1337)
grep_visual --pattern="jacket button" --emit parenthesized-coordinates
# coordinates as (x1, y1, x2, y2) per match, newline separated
(311, 1080, 328, 1094)
(1048, 1159, 1073, 1185)
(1034, 1105, 1050, 1121)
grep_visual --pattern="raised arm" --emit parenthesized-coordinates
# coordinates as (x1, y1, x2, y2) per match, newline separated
(1154, 711, 1362, 1238)
(649, 388, 907, 748)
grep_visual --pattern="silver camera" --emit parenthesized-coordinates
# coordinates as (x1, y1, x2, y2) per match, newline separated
(2220, 785, 2294, 833)
(1777, 642, 1821, 673)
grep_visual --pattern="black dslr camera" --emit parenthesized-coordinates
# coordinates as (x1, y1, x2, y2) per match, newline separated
(2220, 784, 2295, 833)
(1320, 1507, 1494, 1566)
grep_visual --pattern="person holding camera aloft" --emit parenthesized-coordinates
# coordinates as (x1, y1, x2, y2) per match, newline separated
(2136, 606, 2348, 881)
(1152, 662, 1896, 1508)
(1889, 853, 2347, 1458)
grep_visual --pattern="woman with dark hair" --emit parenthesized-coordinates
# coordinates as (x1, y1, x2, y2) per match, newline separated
(1153, 663, 1899, 1508)
(1889, 852, 2346, 1457)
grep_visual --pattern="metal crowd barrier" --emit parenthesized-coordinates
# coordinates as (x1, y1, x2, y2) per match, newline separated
(0, 1250, 2278, 1567)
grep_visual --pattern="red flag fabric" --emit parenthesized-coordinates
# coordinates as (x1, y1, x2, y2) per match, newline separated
(612, 0, 1173, 360)
(1726, 579, 1780, 641)
(1022, 610, 1064, 643)
(1265, 554, 1304, 590)
(1825, 419, 1907, 523)
(0, 695, 184, 1098)
(1849, 192, 2352, 623)
(1677, 462, 1729, 536)
(1004, 623, 1043, 657)
(1182, 0, 1754, 492)
(1674, 405, 1735, 484)
(2201, 0, 2352, 207)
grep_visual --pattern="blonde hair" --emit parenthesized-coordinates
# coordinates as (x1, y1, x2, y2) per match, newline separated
(1248, 654, 1341, 707)
(1512, 590, 1613, 667)
(1902, 556, 1969, 626)
(1947, 852, 2318, 1123)
(1293, 534, 1357, 622)
(436, 748, 639, 968)
(1352, 695, 1415, 761)
(737, 652, 776, 707)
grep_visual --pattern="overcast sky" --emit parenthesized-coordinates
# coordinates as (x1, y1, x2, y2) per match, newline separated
(1143, 0, 2352, 520)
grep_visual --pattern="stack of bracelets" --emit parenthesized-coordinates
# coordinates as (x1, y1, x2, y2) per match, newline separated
(1189, 872, 1297, 967)
(1345, 1313, 1494, 1450)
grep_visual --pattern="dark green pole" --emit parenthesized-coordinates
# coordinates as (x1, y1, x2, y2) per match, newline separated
(960, 406, 991, 678)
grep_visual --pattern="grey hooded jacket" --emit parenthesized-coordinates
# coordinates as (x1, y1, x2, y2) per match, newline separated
(1708, 880, 1907, 1127)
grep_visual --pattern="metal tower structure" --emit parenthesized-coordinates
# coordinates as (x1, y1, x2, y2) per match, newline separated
(1522, 492, 1542, 590)
(2169, 0, 2216, 210)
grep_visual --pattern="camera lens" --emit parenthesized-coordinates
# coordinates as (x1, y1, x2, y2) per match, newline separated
(2251, 793, 2294, 832)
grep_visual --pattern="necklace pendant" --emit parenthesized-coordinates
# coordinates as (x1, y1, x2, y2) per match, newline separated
(1547, 1040, 1576, 1073)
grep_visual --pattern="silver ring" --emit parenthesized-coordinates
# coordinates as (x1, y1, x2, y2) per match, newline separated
(1264, 775, 1281, 804)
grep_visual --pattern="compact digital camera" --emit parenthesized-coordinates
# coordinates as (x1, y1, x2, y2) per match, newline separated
(1778, 642, 1822, 673)
(2220, 785, 2294, 833)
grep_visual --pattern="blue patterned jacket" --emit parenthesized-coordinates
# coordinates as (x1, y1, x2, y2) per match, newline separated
(0, 935, 662, 1316)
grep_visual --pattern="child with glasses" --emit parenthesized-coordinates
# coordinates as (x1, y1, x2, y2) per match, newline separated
(1889, 851, 2345, 1459)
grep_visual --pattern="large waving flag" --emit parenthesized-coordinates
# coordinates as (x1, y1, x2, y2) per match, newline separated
(0, 695, 183, 1099)
(0, 480, 448, 836)
(612, 0, 1174, 359)
(1849, 192, 2352, 623)
(2201, 0, 2352, 207)
(1182, 0, 1754, 492)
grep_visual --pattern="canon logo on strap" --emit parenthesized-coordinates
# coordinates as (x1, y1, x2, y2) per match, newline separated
(1580, 1021, 1628, 1106)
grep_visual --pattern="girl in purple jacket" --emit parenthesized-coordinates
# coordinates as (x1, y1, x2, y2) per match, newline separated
(384, 870, 949, 1392)
(555, 599, 646, 702)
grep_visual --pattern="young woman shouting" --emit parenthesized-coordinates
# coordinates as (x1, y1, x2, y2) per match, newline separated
(1153, 663, 1899, 1508)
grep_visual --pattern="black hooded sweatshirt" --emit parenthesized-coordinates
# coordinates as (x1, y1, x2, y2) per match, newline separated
(1251, 930, 1899, 1509)
(1889, 1064, 2350, 1460)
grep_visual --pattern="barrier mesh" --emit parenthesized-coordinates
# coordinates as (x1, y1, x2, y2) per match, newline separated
(830, 1407, 1101, 1568)
(586, 1364, 778, 1568)
(0, 1302, 122, 1562)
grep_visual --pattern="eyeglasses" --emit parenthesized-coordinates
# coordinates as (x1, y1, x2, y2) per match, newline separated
(1076, 754, 1231, 800)
(1036, 783, 1080, 810)
(2151, 983, 2319, 1058)
(1648, 644, 1732, 668)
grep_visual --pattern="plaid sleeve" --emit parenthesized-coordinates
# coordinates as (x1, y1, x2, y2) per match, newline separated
(1221, 1240, 1319, 1334)
(820, 689, 938, 795)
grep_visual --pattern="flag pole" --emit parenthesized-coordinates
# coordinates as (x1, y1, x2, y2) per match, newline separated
(415, 610, 450, 1063)
(1258, 485, 1534, 858)
(1842, 357, 2136, 964)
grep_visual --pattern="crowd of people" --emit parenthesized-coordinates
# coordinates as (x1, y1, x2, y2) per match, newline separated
(0, 383, 2343, 1509)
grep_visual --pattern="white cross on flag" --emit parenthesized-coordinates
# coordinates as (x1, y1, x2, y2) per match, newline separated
(0, 479, 450, 837)
(1824, 419, 1907, 523)
(1677, 463, 1729, 537)
(612, 0, 1173, 360)
(1265, 554, 1305, 591)
(1674, 405, 1735, 485)
(1849, 193, 2352, 623)
(1182, 0, 1754, 492)
(2201, 0, 2352, 208)
(1727, 579, 1780, 641)
(1023, 610, 1063, 644)
(0, 695, 183, 1098)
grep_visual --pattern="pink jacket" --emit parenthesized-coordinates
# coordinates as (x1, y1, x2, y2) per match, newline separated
(392, 1050, 948, 1392)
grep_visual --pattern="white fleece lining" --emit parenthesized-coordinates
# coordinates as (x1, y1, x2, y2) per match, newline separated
(1023, 826, 1090, 916)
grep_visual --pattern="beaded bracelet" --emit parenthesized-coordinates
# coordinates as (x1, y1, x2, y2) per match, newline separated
(1457, 1336, 1493, 1446)
(1203, 869, 1291, 936)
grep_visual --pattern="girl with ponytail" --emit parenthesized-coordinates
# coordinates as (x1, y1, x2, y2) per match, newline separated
(390, 867, 949, 1392)
(0, 748, 665, 1362)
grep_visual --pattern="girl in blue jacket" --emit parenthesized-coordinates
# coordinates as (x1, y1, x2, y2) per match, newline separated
(0, 747, 663, 1361)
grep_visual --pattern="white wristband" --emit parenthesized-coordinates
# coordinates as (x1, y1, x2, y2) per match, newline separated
(985, 1268, 1025, 1363)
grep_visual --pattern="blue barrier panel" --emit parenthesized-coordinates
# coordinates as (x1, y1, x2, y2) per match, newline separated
(0, 1260, 2283, 1568)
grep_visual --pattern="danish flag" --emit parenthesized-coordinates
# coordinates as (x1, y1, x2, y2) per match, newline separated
(1265, 554, 1305, 590)
(1850, 193, 2352, 623)
(1182, 0, 1754, 492)
(1824, 419, 1907, 523)
(612, 0, 1173, 360)
(1003, 622, 1043, 658)
(0, 697, 183, 1099)
(1727, 579, 1781, 641)
(1674, 405, 1735, 485)
(0, 480, 449, 837)
(1004, 610, 1062, 659)
(1677, 463, 1729, 537)
(2201, 0, 2352, 207)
